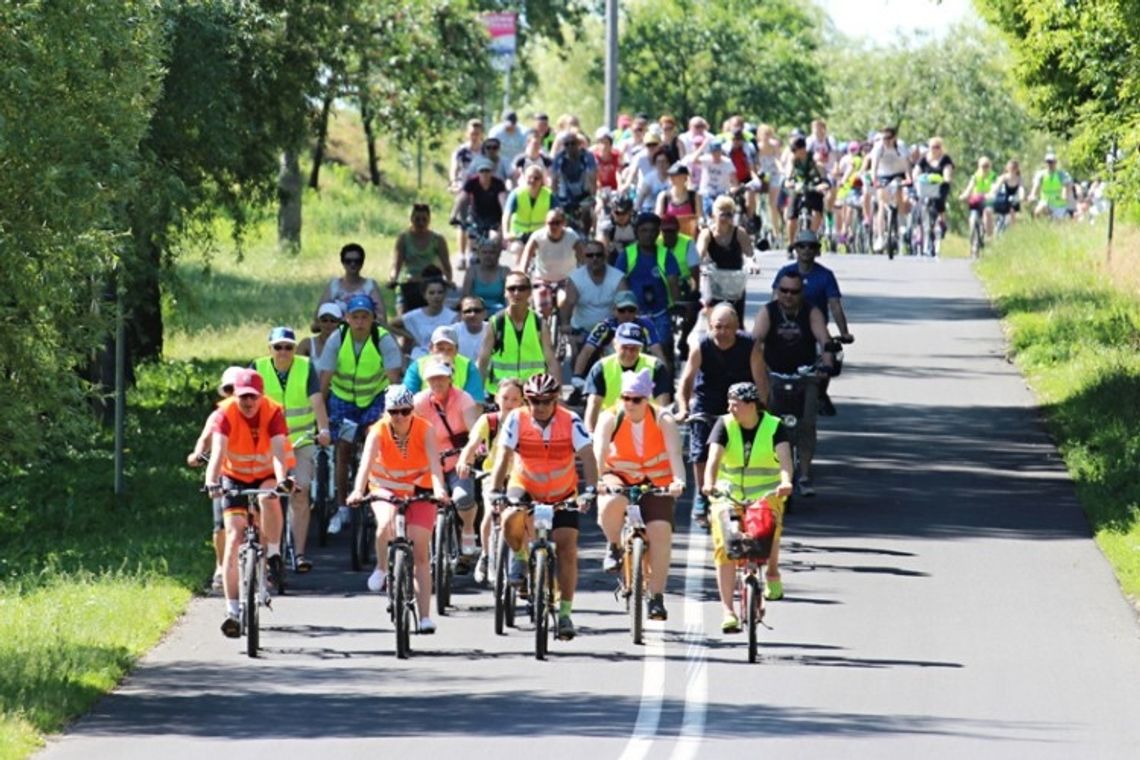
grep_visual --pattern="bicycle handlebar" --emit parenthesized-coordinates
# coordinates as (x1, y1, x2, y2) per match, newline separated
(600, 484, 673, 498)
(358, 492, 448, 508)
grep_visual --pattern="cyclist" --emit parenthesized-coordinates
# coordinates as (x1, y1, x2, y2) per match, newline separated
(460, 236, 509, 315)
(783, 136, 828, 252)
(550, 130, 597, 232)
(456, 377, 526, 584)
(806, 119, 840, 214)
(659, 214, 700, 358)
(347, 385, 449, 634)
(490, 110, 527, 165)
(591, 128, 621, 195)
(315, 242, 388, 324)
(597, 195, 637, 264)
(617, 212, 680, 368)
(187, 365, 244, 591)
(460, 157, 508, 246)
(656, 163, 700, 238)
(755, 124, 785, 242)
(204, 369, 293, 637)
(584, 322, 671, 430)
(512, 131, 553, 183)
(727, 129, 761, 228)
(697, 196, 751, 323)
(658, 115, 684, 165)
(570, 289, 667, 386)
(413, 360, 480, 560)
(689, 138, 734, 221)
(593, 369, 686, 621)
(677, 303, 767, 528)
(479, 137, 513, 184)
(1028, 153, 1073, 220)
(635, 149, 672, 214)
(562, 239, 628, 360)
(390, 204, 452, 315)
(503, 165, 554, 258)
(400, 324, 485, 401)
(389, 277, 457, 359)
(455, 295, 491, 358)
(913, 137, 955, 238)
(449, 119, 484, 260)
(753, 269, 834, 496)
(317, 294, 404, 535)
(990, 160, 1025, 226)
(476, 271, 561, 395)
(253, 327, 332, 574)
(834, 141, 865, 249)
(517, 208, 583, 321)
(867, 127, 911, 252)
(958, 156, 998, 237)
(702, 382, 794, 631)
(298, 302, 341, 360)
(489, 372, 598, 640)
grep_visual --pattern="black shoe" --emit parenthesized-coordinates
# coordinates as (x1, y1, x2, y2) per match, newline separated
(647, 594, 667, 621)
(818, 394, 837, 417)
(221, 615, 240, 638)
(557, 615, 576, 640)
(267, 555, 284, 593)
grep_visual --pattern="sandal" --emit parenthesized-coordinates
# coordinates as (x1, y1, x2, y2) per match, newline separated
(295, 555, 313, 574)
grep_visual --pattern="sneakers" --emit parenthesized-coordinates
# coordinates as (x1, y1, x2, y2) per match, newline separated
(211, 566, 223, 592)
(691, 494, 710, 530)
(461, 533, 479, 556)
(557, 615, 576, 640)
(872, 234, 884, 253)
(473, 553, 489, 585)
(647, 594, 667, 621)
(602, 543, 623, 574)
(508, 554, 526, 586)
(328, 505, 350, 535)
(795, 477, 816, 498)
(295, 555, 313, 574)
(221, 614, 241, 639)
(764, 578, 784, 601)
(367, 568, 387, 593)
(818, 393, 837, 417)
(267, 555, 284, 594)
(418, 617, 437, 634)
(721, 613, 741, 634)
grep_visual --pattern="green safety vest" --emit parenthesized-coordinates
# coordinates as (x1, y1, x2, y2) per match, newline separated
(658, 233, 693, 280)
(624, 242, 675, 305)
(717, 413, 783, 502)
(417, 353, 471, 391)
(974, 169, 997, 195)
(510, 187, 552, 236)
(599, 353, 659, 408)
(489, 311, 546, 391)
(330, 325, 391, 408)
(255, 356, 316, 448)
(1041, 171, 1067, 208)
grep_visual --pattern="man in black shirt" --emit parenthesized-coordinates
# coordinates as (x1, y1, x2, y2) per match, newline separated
(752, 270, 833, 496)
(461, 158, 508, 234)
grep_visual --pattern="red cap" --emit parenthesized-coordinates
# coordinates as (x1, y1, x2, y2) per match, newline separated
(232, 369, 264, 397)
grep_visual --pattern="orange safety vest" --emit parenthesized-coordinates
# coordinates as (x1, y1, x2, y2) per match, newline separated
(509, 407, 578, 501)
(604, 407, 673, 486)
(368, 415, 433, 494)
(219, 396, 283, 482)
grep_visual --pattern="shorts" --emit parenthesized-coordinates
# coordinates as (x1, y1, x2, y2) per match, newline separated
(370, 488, 438, 532)
(602, 474, 675, 528)
(507, 486, 580, 531)
(220, 475, 278, 518)
(290, 444, 314, 488)
(876, 173, 908, 187)
(709, 499, 783, 567)
(687, 413, 716, 464)
(445, 469, 476, 512)
(328, 393, 385, 443)
(786, 191, 824, 220)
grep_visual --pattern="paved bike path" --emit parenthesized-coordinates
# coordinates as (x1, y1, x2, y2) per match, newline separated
(42, 253, 1140, 759)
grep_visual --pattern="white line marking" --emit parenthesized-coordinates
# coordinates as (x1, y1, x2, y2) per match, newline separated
(617, 617, 665, 760)
(670, 526, 708, 760)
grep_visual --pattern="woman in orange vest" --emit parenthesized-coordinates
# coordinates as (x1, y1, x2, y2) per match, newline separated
(204, 369, 293, 639)
(593, 369, 686, 622)
(348, 384, 449, 634)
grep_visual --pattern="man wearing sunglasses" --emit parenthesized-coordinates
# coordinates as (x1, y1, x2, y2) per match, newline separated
(570, 289, 666, 382)
(477, 271, 561, 396)
(503, 165, 553, 257)
(752, 270, 834, 497)
(562, 240, 627, 365)
(583, 322, 671, 431)
(254, 327, 332, 574)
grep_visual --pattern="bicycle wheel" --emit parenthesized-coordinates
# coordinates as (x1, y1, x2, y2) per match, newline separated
(315, 450, 331, 547)
(886, 207, 898, 260)
(393, 549, 413, 659)
(533, 548, 549, 660)
(745, 575, 762, 663)
(629, 536, 646, 645)
(433, 512, 450, 615)
(970, 214, 984, 258)
(493, 527, 508, 634)
(349, 507, 363, 571)
(243, 548, 259, 658)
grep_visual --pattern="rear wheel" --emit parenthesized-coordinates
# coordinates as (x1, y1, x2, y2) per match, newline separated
(746, 575, 762, 663)
(315, 450, 331, 547)
(629, 536, 646, 645)
(493, 528, 507, 635)
(886, 207, 898, 260)
(394, 550, 413, 659)
(349, 507, 364, 571)
(434, 512, 451, 615)
(970, 213, 984, 258)
(533, 549, 549, 660)
(243, 548, 259, 658)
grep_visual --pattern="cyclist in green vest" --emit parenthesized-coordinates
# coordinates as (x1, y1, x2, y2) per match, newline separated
(703, 382, 793, 631)
(503, 164, 553, 257)
(254, 327, 332, 574)
(476, 270, 560, 395)
(958, 155, 999, 237)
(400, 324, 485, 401)
(583, 322, 672, 430)
(1029, 152, 1073, 220)
(317, 294, 405, 533)
(659, 214, 699, 360)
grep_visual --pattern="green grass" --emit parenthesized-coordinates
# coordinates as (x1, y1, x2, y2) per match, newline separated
(975, 221, 1140, 603)
(0, 112, 452, 757)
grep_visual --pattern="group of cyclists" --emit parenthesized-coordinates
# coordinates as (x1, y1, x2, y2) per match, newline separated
(206, 104, 1129, 649)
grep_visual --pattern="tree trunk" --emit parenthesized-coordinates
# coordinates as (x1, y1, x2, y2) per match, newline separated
(277, 149, 302, 253)
(308, 88, 334, 190)
(122, 230, 165, 367)
(360, 93, 381, 187)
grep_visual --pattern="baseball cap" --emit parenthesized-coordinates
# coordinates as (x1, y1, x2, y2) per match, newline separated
(595, 126, 612, 142)
(709, 138, 724, 152)
(423, 360, 454, 379)
(1045, 152, 1057, 162)
(504, 110, 517, 123)
(635, 211, 661, 229)
(268, 326, 297, 345)
(219, 365, 245, 394)
(643, 132, 662, 146)
(614, 290, 639, 310)
(620, 368, 654, 399)
(346, 294, 374, 314)
(472, 157, 494, 172)
(232, 368, 264, 397)
(667, 162, 689, 176)
(431, 325, 458, 346)
(317, 302, 343, 320)
(614, 322, 647, 347)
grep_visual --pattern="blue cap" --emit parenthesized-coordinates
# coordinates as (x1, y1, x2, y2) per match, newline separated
(268, 326, 297, 345)
(346, 294, 374, 314)
(614, 322, 647, 347)
(709, 138, 724, 151)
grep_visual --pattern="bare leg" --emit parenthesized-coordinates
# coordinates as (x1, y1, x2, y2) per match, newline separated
(410, 523, 434, 618)
(553, 527, 579, 603)
(716, 562, 736, 616)
(645, 520, 672, 596)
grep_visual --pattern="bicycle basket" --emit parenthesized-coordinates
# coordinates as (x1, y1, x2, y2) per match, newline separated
(727, 535, 773, 561)
(916, 176, 943, 200)
(703, 266, 748, 301)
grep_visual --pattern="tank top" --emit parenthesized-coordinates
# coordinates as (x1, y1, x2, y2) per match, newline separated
(692, 332, 755, 415)
(762, 301, 816, 374)
(471, 266, 508, 312)
(664, 189, 697, 217)
(707, 228, 744, 270)
(400, 232, 442, 281)
(569, 265, 625, 330)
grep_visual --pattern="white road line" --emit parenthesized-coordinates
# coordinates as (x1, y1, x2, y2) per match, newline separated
(670, 526, 709, 760)
(616, 618, 665, 760)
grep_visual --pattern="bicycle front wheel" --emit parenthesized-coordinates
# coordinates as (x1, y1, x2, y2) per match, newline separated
(629, 536, 646, 645)
(243, 548, 259, 658)
(746, 574, 762, 663)
(533, 549, 549, 661)
(394, 549, 413, 660)
(315, 451, 332, 547)
(433, 512, 450, 615)
(493, 528, 508, 635)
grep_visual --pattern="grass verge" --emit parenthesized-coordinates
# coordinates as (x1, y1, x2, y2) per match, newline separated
(975, 220, 1140, 603)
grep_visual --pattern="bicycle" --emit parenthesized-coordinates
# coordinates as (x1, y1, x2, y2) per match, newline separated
(339, 419, 373, 572)
(708, 488, 784, 663)
(489, 489, 518, 635)
(915, 173, 945, 258)
(844, 189, 869, 254)
(312, 444, 335, 547)
(431, 447, 465, 616)
(881, 178, 903, 260)
(603, 484, 672, 645)
(966, 195, 986, 258)
(358, 491, 445, 659)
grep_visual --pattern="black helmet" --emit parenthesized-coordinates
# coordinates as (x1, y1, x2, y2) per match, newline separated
(613, 196, 635, 213)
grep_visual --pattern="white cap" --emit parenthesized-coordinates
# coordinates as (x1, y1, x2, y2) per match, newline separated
(423, 360, 454, 380)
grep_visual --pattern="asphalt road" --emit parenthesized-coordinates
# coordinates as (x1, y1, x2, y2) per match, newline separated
(41, 251, 1140, 759)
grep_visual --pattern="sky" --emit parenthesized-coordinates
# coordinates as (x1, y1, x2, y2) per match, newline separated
(818, 0, 979, 44)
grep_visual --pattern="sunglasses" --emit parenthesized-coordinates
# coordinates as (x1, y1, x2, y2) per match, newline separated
(778, 287, 803, 295)
(272, 344, 294, 351)
(616, 306, 637, 313)
(319, 316, 339, 323)
(462, 307, 485, 315)
(388, 407, 413, 417)
(621, 396, 646, 404)
(506, 284, 531, 293)
(343, 258, 363, 266)
(584, 252, 605, 259)
(529, 397, 556, 406)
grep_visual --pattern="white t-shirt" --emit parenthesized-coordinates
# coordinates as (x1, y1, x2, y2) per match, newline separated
(638, 172, 671, 212)
(696, 155, 734, 199)
(501, 408, 592, 452)
(569, 264, 625, 330)
(456, 320, 489, 359)
(403, 307, 458, 359)
(870, 141, 910, 177)
(531, 227, 580, 281)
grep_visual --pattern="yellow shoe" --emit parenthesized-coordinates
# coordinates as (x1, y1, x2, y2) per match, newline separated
(764, 578, 784, 601)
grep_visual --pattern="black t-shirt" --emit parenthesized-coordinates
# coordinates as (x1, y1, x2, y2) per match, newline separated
(709, 415, 790, 455)
(464, 176, 507, 223)
(918, 154, 954, 176)
(692, 333, 755, 415)
(762, 301, 818, 374)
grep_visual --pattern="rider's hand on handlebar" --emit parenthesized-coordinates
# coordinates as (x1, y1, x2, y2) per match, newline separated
(668, 479, 686, 497)
(206, 482, 223, 498)
(433, 487, 450, 504)
(839, 333, 854, 344)
(455, 460, 471, 480)
(576, 486, 597, 512)
(701, 483, 716, 497)
(775, 481, 794, 498)
(187, 451, 203, 468)
(346, 490, 364, 506)
(277, 476, 298, 495)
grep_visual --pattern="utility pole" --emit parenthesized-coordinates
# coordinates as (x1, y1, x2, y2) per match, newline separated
(114, 269, 126, 498)
(604, 0, 618, 130)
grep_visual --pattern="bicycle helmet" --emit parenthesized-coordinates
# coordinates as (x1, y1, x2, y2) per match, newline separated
(384, 384, 415, 410)
(613, 196, 634, 214)
(847, 140, 861, 154)
(794, 229, 820, 247)
(727, 382, 761, 403)
(523, 373, 560, 399)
